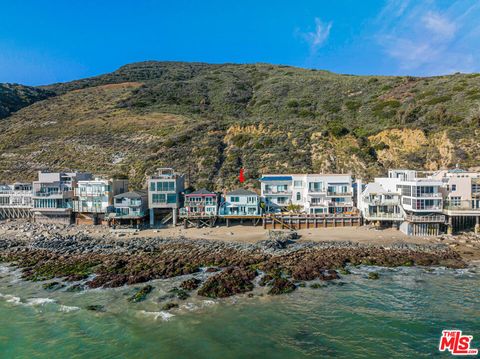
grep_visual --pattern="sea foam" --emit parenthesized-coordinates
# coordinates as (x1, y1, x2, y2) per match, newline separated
(0, 293, 22, 305)
(58, 305, 80, 313)
(25, 297, 56, 306)
(138, 310, 175, 321)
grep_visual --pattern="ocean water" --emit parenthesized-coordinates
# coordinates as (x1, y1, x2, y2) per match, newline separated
(0, 264, 478, 358)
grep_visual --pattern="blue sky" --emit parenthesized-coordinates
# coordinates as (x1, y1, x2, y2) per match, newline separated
(1, 0, 479, 85)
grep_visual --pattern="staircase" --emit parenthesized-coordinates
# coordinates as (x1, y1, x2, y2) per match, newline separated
(160, 212, 173, 225)
(270, 215, 296, 231)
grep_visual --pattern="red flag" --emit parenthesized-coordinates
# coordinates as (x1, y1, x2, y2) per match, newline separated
(239, 168, 245, 183)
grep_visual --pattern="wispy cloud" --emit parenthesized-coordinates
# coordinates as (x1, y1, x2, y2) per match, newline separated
(298, 17, 332, 53)
(375, 0, 480, 75)
(422, 11, 457, 39)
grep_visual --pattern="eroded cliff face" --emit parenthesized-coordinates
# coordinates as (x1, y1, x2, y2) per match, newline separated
(368, 128, 479, 173)
(310, 132, 378, 178)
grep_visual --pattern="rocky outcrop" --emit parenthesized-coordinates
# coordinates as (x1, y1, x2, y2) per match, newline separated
(268, 278, 296, 295)
(0, 220, 468, 299)
(197, 267, 257, 298)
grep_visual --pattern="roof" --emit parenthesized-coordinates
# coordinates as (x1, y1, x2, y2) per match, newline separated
(363, 182, 389, 195)
(260, 176, 292, 181)
(186, 188, 216, 196)
(226, 189, 258, 196)
(114, 190, 147, 199)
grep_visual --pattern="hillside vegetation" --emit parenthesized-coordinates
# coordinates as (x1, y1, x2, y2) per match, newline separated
(0, 84, 53, 119)
(1, 61, 479, 190)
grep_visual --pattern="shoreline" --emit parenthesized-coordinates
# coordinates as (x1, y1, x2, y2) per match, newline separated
(0, 219, 477, 304)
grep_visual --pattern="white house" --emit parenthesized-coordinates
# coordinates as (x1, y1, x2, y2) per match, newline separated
(358, 181, 403, 223)
(219, 189, 261, 216)
(260, 174, 354, 214)
(360, 170, 444, 236)
(430, 168, 480, 233)
(0, 183, 33, 219)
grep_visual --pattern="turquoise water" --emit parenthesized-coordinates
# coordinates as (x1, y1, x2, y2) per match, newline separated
(0, 265, 478, 358)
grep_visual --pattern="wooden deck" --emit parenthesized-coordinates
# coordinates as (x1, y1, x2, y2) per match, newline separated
(262, 214, 361, 230)
(180, 213, 362, 230)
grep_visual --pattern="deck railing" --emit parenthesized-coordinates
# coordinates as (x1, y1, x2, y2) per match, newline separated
(405, 214, 446, 223)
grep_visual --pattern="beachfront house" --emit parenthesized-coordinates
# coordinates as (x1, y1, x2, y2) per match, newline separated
(370, 170, 444, 236)
(219, 189, 262, 216)
(73, 177, 129, 225)
(32, 171, 92, 224)
(260, 174, 354, 214)
(180, 189, 218, 217)
(0, 183, 33, 219)
(147, 168, 185, 226)
(259, 175, 292, 212)
(431, 168, 480, 233)
(109, 190, 148, 227)
(357, 181, 403, 225)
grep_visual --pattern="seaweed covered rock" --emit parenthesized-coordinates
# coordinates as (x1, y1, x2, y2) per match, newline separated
(368, 272, 380, 280)
(66, 284, 85, 292)
(168, 287, 190, 300)
(259, 274, 274, 287)
(42, 281, 65, 291)
(205, 267, 220, 273)
(198, 267, 257, 298)
(128, 285, 154, 303)
(162, 302, 179, 311)
(268, 278, 296, 295)
(180, 278, 201, 290)
(321, 269, 340, 281)
(338, 267, 351, 275)
(86, 304, 105, 312)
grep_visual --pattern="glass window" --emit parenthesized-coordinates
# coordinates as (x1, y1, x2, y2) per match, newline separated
(153, 194, 166, 203)
(150, 182, 155, 191)
(294, 180, 303, 188)
(296, 192, 301, 201)
(450, 196, 461, 206)
(167, 194, 177, 203)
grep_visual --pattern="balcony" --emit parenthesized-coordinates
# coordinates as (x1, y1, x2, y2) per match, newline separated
(112, 210, 146, 219)
(405, 214, 445, 223)
(410, 192, 442, 198)
(263, 190, 292, 195)
(364, 212, 404, 220)
(327, 191, 352, 197)
(33, 207, 72, 213)
(309, 201, 329, 207)
(411, 205, 443, 211)
(75, 189, 109, 197)
(33, 188, 72, 198)
(365, 198, 400, 206)
(73, 201, 108, 213)
(308, 188, 325, 194)
(329, 201, 354, 207)
(444, 200, 480, 212)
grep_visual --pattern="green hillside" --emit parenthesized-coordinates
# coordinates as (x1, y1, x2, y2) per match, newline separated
(0, 83, 53, 119)
(1, 61, 479, 189)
